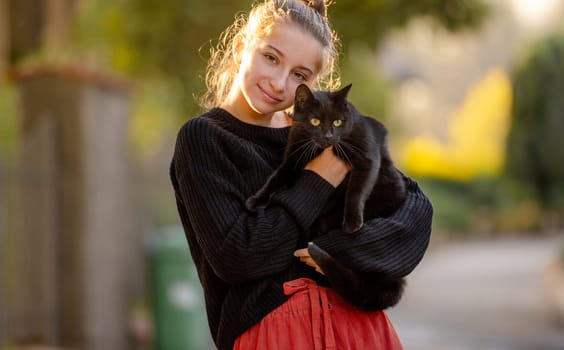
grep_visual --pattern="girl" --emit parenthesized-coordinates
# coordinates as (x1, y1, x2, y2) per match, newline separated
(170, 0, 433, 349)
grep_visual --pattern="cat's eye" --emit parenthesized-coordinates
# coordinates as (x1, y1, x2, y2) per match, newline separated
(310, 118, 321, 126)
(333, 120, 343, 127)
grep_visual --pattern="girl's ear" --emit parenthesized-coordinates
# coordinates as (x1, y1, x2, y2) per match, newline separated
(232, 33, 245, 62)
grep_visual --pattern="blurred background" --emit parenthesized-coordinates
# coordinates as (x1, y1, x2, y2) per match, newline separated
(1, 0, 563, 349)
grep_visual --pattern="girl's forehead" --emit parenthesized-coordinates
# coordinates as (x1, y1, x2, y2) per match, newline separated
(254, 21, 325, 73)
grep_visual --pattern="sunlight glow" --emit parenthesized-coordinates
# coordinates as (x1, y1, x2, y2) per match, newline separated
(511, 0, 561, 28)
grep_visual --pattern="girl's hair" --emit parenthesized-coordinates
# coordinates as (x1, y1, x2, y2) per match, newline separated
(199, 0, 341, 110)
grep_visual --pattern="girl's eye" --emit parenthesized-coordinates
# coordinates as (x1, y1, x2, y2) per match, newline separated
(310, 118, 320, 126)
(333, 120, 343, 127)
(264, 54, 277, 63)
(294, 72, 307, 81)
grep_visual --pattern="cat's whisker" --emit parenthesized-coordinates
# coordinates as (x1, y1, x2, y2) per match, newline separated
(340, 142, 364, 157)
(295, 145, 311, 166)
(334, 143, 353, 166)
(307, 143, 319, 163)
(287, 139, 315, 159)
(295, 140, 318, 166)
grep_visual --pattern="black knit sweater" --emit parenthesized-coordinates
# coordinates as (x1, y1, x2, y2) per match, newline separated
(170, 108, 433, 350)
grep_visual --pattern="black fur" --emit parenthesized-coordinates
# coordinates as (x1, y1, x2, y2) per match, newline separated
(246, 83, 407, 310)
(308, 242, 405, 310)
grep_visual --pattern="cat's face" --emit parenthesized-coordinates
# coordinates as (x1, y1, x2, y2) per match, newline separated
(292, 84, 354, 148)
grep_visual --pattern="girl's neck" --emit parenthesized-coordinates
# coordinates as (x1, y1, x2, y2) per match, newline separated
(223, 106, 290, 128)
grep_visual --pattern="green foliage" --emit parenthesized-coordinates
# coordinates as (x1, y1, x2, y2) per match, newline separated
(417, 177, 475, 233)
(505, 32, 564, 209)
(417, 175, 544, 234)
(0, 83, 17, 161)
(71, 0, 488, 124)
(73, 0, 251, 118)
(339, 44, 392, 123)
(330, 0, 488, 49)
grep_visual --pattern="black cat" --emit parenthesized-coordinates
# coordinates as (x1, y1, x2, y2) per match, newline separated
(246, 83, 406, 233)
(246, 83, 407, 310)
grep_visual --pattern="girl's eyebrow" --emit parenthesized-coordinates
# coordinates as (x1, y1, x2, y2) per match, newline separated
(267, 44, 314, 75)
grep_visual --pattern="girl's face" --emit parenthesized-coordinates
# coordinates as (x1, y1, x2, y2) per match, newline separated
(226, 21, 324, 126)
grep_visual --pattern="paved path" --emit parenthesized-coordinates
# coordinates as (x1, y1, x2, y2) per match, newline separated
(388, 235, 564, 350)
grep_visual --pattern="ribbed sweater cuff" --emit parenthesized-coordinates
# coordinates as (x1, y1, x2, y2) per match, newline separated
(312, 229, 348, 253)
(271, 170, 334, 231)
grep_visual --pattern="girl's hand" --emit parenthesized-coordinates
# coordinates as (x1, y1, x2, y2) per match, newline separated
(305, 147, 350, 188)
(294, 248, 325, 275)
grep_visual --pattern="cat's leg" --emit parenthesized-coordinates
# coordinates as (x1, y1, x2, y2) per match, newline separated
(245, 164, 293, 211)
(342, 165, 380, 233)
(247, 140, 319, 211)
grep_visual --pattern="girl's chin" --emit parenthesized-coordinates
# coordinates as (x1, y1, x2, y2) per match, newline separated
(249, 101, 288, 115)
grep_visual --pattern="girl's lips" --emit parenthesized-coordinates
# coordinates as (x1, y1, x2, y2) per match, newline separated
(258, 85, 283, 104)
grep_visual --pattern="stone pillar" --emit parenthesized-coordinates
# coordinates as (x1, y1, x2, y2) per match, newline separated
(9, 65, 132, 349)
(9, 113, 59, 345)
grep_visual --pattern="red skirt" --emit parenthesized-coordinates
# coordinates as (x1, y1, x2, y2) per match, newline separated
(233, 278, 404, 350)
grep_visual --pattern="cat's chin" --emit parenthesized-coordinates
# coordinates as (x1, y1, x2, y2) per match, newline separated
(314, 141, 333, 149)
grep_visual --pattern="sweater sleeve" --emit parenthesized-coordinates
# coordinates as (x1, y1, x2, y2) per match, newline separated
(171, 120, 335, 284)
(312, 174, 433, 278)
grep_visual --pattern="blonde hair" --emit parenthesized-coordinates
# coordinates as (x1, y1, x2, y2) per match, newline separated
(199, 0, 341, 110)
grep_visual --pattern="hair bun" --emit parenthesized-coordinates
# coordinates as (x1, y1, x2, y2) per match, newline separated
(301, 0, 327, 18)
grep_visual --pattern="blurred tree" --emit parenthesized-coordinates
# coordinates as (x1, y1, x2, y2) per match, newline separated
(505, 32, 564, 209)
(73, 0, 252, 112)
(7, 0, 79, 61)
(7, 0, 42, 62)
(401, 69, 512, 180)
(71, 0, 253, 156)
(330, 0, 488, 49)
(72, 0, 488, 118)
(0, 83, 16, 158)
(6, 0, 488, 156)
(339, 43, 392, 122)
(43, 0, 77, 49)
(0, 0, 7, 78)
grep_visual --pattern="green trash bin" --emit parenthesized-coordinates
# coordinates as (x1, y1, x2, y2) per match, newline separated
(148, 225, 213, 350)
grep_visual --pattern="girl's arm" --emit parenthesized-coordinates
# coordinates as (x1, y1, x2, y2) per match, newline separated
(311, 174, 433, 278)
(171, 119, 335, 284)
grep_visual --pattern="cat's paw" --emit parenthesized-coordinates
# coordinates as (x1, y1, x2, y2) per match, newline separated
(245, 196, 267, 212)
(342, 217, 363, 234)
(245, 196, 259, 212)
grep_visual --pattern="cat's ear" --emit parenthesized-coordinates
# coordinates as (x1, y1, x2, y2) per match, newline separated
(295, 84, 314, 110)
(335, 83, 352, 100)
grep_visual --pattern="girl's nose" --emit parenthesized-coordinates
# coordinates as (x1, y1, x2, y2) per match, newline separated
(270, 74, 286, 92)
